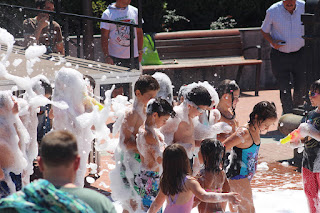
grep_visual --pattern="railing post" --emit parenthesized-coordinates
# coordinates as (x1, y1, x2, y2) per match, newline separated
(82, 0, 94, 60)
(49, 14, 54, 53)
(64, 16, 69, 56)
(130, 25, 134, 70)
(77, 20, 81, 58)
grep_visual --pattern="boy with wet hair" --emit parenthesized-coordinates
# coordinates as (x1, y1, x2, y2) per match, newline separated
(136, 97, 175, 211)
(112, 74, 159, 213)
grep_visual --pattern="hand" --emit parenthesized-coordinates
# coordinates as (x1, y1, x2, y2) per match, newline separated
(211, 122, 232, 134)
(272, 40, 285, 50)
(298, 123, 317, 138)
(105, 56, 114, 65)
(37, 16, 49, 31)
(228, 192, 241, 206)
(209, 109, 221, 125)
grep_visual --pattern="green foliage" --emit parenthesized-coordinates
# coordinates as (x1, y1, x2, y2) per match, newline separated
(163, 9, 190, 32)
(210, 16, 237, 30)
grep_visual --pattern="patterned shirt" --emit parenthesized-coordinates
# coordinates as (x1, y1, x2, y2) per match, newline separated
(261, 0, 305, 53)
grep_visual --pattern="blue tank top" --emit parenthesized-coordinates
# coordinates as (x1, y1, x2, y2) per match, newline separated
(227, 127, 260, 181)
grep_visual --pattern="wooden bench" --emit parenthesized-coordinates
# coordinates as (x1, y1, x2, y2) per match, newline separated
(142, 29, 262, 96)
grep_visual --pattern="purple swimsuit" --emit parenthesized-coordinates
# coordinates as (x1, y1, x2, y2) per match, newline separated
(164, 176, 195, 213)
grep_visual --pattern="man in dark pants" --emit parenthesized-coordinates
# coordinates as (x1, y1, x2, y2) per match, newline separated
(261, 0, 306, 114)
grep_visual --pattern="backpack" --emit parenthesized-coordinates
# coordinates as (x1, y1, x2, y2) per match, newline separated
(141, 33, 162, 65)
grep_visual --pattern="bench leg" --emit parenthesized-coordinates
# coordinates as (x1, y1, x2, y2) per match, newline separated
(255, 64, 261, 96)
(236, 65, 244, 84)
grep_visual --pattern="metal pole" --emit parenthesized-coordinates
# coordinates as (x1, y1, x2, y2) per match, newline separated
(81, 0, 94, 60)
(64, 16, 69, 56)
(130, 25, 134, 69)
(138, 0, 142, 28)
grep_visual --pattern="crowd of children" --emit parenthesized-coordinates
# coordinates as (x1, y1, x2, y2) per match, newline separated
(3, 65, 320, 213)
(109, 74, 282, 213)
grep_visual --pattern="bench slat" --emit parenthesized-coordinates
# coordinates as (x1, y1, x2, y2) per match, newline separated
(157, 42, 242, 53)
(158, 48, 243, 60)
(155, 36, 241, 47)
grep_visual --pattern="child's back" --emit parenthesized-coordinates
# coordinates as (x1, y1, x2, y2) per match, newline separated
(197, 170, 227, 212)
(164, 175, 195, 213)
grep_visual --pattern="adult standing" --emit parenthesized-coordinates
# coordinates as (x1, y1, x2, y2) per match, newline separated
(23, 0, 65, 55)
(100, 0, 143, 70)
(261, 0, 306, 114)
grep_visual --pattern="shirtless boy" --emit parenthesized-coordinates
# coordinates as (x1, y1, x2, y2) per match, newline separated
(117, 75, 159, 213)
(161, 85, 212, 163)
(136, 97, 175, 211)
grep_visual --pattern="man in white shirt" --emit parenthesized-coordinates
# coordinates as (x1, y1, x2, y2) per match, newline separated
(100, 0, 143, 70)
(261, 0, 306, 114)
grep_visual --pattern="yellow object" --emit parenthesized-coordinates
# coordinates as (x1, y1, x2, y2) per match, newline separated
(280, 129, 300, 144)
(280, 135, 292, 144)
(90, 97, 104, 111)
(84, 93, 104, 111)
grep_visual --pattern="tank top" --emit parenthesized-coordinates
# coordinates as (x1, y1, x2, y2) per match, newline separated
(227, 127, 260, 181)
(164, 176, 195, 213)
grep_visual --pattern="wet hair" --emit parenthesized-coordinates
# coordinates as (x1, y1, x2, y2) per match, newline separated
(160, 144, 191, 196)
(134, 75, 160, 95)
(146, 97, 176, 118)
(40, 130, 78, 167)
(83, 74, 96, 90)
(200, 139, 225, 174)
(310, 79, 320, 93)
(248, 101, 277, 125)
(35, 0, 54, 9)
(186, 86, 212, 106)
(217, 79, 240, 119)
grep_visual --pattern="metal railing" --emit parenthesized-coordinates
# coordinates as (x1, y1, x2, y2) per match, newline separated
(0, 1, 142, 69)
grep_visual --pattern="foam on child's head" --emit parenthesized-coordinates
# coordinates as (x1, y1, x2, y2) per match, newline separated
(146, 97, 175, 117)
(152, 72, 174, 104)
(134, 74, 160, 95)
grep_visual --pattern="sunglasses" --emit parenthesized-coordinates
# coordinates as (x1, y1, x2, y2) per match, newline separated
(309, 91, 320, 97)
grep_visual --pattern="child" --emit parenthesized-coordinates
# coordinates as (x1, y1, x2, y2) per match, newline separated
(136, 97, 175, 211)
(195, 139, 231, 213)
(51, 68, 95, 187)
(224, 101, 277, 213)
(148, 144, 240, 213)
(293, 79, 320, 213)
(110, 74, 160, 213)
(0, 92, 28, 197)
(216, 79, 240, 142)
(161, 85, 212, 161)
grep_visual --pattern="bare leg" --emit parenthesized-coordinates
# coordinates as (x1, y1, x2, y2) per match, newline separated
(229, 178, 255, 213)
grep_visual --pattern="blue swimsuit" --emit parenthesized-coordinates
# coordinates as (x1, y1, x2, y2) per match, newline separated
(227, 127, 260, 181)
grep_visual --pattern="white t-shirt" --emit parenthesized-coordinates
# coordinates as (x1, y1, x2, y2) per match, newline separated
(100, 3, 140, 59)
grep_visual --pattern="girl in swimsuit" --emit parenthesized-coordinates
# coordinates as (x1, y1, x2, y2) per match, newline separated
(216, 79, 240, 142)
(223, 101, 277, 213)
(195, 139, 230, 213)
(148, 144, 240, 213)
